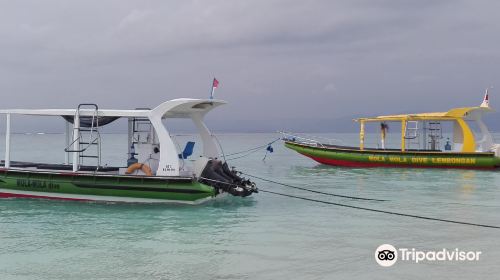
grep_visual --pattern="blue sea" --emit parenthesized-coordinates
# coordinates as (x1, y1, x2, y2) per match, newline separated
(0, 133, 499, 280)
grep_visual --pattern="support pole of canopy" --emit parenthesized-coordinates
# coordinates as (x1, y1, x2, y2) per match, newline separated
(455, 118, 476, 153)
(5, 114, 11, 168)
(72, 113, 80, 172)
(359, 120, 365, 151)
(192, 113, 219, 158)
(65, 120, 71, 165)
(128, 117, 133, 157)
(401, 120, 407, 152)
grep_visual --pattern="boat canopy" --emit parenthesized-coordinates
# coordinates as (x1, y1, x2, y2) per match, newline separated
(352, 98, 495, 153)
(0, 98, 226, 176)
(354, 106, 493, 122)
(0, 98, 226, 119)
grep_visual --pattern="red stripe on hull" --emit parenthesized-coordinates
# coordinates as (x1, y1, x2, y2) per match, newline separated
(0, 192, 92, 201)
(303, 154, 495, 170)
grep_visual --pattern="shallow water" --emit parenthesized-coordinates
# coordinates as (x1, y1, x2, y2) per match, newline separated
(0, 133, 499, 279)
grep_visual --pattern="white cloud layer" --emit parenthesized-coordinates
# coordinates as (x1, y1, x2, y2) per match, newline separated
(0, 0, 499, 131)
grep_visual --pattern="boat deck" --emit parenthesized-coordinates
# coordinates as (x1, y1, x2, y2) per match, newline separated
(0, 161, 120, 173)
(0, 161, 199, 183)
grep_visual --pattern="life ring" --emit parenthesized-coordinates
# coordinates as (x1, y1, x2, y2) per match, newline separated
(125, 163, 153, 176)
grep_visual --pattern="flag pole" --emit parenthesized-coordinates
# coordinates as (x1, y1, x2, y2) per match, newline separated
(481, 86, 492, 108)
(210, 78, 219, 100)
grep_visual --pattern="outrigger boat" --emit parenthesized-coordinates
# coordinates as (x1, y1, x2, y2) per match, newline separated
(284, 90, 500, 169)
(0, 98, 257, 204)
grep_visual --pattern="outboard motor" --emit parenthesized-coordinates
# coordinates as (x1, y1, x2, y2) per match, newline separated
(199, 159, 258, 197)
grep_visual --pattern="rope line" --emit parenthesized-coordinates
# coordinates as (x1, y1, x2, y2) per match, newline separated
(225, 138, 281, 161)
(225, 138, 281, 157)
(227, 152, 262, 161)
(240, 172, 386, 202)
(199, 176, 500, 229)
(211, 134, 227, 162)
(259, 189, 500, 229)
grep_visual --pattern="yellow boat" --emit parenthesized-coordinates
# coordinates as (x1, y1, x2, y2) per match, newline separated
(284, 90, 500, 169)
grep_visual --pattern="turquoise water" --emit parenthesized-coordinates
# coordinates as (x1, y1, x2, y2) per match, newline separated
(0, 133, 500, 279)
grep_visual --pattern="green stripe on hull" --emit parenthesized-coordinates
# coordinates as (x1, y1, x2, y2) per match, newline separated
(285, 142, 500, 169)
(0, 170, 215, 202)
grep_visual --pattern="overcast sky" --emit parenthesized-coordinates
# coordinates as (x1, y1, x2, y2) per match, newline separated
(1, 0, 499, 132)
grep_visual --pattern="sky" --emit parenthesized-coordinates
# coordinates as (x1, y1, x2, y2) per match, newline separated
(0, 0, 499, 132)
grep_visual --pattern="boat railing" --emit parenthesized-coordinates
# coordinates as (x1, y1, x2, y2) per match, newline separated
(278, 131, 343, 148)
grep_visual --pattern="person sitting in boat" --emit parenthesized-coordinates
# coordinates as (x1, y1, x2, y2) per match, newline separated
(380, 122, 389, 149)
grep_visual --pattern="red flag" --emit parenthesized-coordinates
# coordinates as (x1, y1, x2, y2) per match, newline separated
(481, 88, 490, 107)
(212, 78, 219, 88)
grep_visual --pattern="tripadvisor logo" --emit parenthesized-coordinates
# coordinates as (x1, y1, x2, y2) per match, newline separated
(375, 244, 482, 267)
(375, 244, 397, 267)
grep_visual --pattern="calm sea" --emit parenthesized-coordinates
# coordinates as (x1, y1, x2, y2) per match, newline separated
(0, 133, 499, 280)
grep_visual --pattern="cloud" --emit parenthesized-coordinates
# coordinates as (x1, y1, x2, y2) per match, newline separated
(0, 0, 499, 132)
(118, 9, 154, 29)
(323, 83, 337, 93)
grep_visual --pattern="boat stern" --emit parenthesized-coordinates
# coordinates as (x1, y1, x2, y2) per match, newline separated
(195, 157, 258, 197)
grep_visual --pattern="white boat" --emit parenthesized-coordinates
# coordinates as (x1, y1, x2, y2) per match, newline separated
(0, 98, 257, 204)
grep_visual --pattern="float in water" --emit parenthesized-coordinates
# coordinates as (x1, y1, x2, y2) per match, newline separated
(0, 98, 257, 204)
(284, 90, 500, 169)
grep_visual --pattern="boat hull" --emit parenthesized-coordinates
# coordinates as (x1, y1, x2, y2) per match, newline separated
(0, 169, 216, 204)
(285, 141, 500, 169)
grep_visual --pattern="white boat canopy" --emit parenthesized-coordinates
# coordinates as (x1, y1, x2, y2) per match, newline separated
(0, 98, 226, 118)
(0, 98, 226, 176)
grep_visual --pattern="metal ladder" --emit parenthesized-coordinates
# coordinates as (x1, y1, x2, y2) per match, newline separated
(404, 121, 420, 149)
(427, 121, 442, 150)
(64, 104, 101, 170)
(132, 117, 153, 144)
